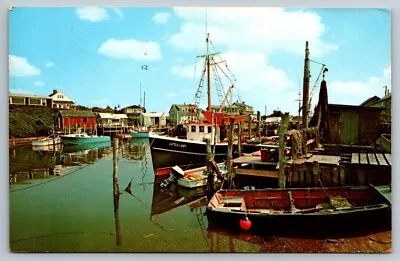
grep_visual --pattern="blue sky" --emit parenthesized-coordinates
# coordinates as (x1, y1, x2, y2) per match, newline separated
(9, 7, 391, 115)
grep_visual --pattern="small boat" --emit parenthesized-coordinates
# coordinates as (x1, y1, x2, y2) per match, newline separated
(159, 162, 227, 189)
(207, 185, 391, 234)
(131, 130, 153, 138)
(32, 135, 62, 146)
(60, 132, 110, 145)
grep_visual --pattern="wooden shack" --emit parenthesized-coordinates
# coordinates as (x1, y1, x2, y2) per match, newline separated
(326, 104, 384, 145)
(57, 110, 96, 134)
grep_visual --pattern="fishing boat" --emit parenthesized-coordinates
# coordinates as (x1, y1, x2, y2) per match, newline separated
(32, 135, 62, 146)
(207, 185, 391, 234)
(148, 33, 256, 170)
(60, 131, 110, 145)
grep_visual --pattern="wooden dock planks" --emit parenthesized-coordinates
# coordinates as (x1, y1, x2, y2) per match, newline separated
(376, 153, 389, 166)
(351, 153, 359, 164)
(359, 153, 369, 164)
(367, 153, 379, 165)
(305, 155, 340, 165)
(384, 154, 392, 166)
(234, 168, 280, 179)
(350, 152, 390, 166)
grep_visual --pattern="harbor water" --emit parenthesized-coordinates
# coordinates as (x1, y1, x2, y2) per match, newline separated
(9, 139, 391, 253)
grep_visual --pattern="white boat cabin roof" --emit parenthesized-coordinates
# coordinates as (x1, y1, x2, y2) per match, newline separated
(97, 113, 128, 119)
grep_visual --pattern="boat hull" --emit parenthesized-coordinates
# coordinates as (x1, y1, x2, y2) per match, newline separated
(207, 186, 391, 235)
(131, 131, 151, 138)
(32, 137, 62, 146)
(61, 135, 111, 145)
(148, 135, 236, 170)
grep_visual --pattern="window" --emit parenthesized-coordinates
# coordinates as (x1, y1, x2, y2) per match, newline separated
(199, 126, 204, 132)
(191, 126, 196, 132)
(12, 97, 24, 104)
(29, 98, 41, 105)
(208, 126, 212, 133)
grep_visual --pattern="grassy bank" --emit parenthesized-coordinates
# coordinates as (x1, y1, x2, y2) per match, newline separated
(9, 105, 58, 138)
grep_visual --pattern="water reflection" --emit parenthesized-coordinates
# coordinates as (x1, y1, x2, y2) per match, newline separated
(9, 141, 113, 185)
(11, 138, 358, 253)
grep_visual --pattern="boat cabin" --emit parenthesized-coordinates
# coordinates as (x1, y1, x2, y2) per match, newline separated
(186, 122, 220, 142)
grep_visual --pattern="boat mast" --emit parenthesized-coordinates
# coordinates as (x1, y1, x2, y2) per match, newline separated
(206, 33, 211, 112)
(302, 41, 310, 128)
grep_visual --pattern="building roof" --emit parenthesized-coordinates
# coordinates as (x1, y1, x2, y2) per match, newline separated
(97, 113, 128, 119)
(9, 92, 51, 100)
(59, 110, 95, 117)
(264, 117, 281, 123)
(328, 103, 384, 112)
(49, 89, 74, 103)
(360, 96, 380, 106)
(141, 112, 167, 117)
(121, 104, 143, 110)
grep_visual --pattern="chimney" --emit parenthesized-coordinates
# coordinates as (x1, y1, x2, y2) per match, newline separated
(52, 89, 57, 95)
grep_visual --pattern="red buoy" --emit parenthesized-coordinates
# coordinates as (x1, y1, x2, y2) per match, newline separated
(239, 216, 252, 230)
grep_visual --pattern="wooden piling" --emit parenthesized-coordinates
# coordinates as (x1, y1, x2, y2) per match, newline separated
(278, 113, 290, 188)
(256, 111, 261, 140)
(206, 138, 215, 200)
(112, 137, 121, 246)
(247, 114, 251, 140)
(227, 118, 235, 188)
(312, 161, 320, 186)
(238, 122, 242, 156)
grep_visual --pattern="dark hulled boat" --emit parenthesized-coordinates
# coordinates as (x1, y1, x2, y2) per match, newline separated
(148, 134, 262, 171)
(207, 185, 391, 235)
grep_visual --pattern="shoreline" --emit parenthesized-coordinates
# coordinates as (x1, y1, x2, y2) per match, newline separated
(9, 137, 46, 147)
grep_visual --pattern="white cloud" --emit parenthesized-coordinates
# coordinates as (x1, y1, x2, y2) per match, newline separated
(170, 7, 339, 57)
(45, 62, 55, 68)
(34, 81, 45, 87)
(76, 7, 109, 22)
(329, 66, 391, 105)
(152, 12, 171, 24)
(383, 65, 391, 77)
(171, 51, 295, 111)
(98, 39, 162, 60)
(168, 7, 341, 114)
(9, 55, 41, 77)
(111, 8, 124, 19)
(166, 92, 176, 97)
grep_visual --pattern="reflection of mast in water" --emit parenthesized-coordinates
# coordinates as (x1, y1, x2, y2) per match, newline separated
(188, 197, 209, 248)
(112, 138, 122, 246)
(140, 154, 148, 185)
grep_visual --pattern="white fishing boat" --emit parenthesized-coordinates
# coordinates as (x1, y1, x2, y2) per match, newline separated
(32, 135, 62, 146)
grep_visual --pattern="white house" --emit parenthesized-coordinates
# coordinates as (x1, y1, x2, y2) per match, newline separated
(49, 89, 74, 109)
(9, 92, 53, 107)
(96, 113, 129, 127)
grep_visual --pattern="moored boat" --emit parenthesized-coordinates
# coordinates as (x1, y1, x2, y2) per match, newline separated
(148, 33, 259, 171)
(207, 185, 391, 234)
(60, 132, 110, 145)
(158, 162, 227, 189)
(131, 130, 153, 138)
(32, 135, 62, 146)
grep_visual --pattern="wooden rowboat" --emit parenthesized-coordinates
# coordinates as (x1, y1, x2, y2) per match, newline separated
(207, 185, 391, 234)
